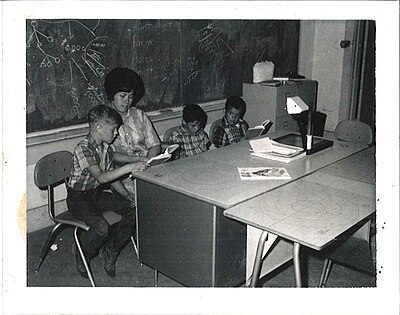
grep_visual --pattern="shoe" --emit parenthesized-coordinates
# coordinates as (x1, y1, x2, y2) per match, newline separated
(99, 245, 118, 278)
(73, 244, 89, 279)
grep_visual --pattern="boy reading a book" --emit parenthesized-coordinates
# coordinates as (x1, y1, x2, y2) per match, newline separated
(170, 103, 211, 159)
(212, 96, 249, 147)
(67, 105, 148, 278)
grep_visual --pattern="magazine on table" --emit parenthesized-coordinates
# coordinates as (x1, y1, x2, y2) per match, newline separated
(238, 167, 291, 180)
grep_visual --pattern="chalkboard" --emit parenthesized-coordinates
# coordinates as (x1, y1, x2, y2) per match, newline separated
(26, 19, 299, 133)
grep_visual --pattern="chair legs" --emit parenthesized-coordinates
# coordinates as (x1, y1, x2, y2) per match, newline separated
(319, 258, 333, 287)
(130, 235, 139, 259)
(73, 227, 96, 287)
(35, 222, 64, 272)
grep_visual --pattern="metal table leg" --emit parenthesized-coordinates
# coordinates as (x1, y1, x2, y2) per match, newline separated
(249, 231, 269, 287)
(293, 242, 302, 287)
(154, 269, 158, 287)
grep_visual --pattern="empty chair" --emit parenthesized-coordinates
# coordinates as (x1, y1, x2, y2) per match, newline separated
(34, 150, 138, 287)
(319, 218, 375, 287)
(334, 120, 373, 145)
(319, 120, 375, 287)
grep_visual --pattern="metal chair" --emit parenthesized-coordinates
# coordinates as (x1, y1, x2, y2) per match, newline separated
(319, 218, 375, 287)
(34, 150, 138, 287)
(334, 120, 373, 145)
(319, 120, 375, 287)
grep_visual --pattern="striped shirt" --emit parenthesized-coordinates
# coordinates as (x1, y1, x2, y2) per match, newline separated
(68, 134, 115, 191)
(213, 117, 249, 147)
(170, 126, 210, 159)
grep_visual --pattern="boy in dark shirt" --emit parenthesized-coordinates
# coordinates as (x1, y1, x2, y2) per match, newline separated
(67, 105, 148, 278)
(213, 96, 249, 147)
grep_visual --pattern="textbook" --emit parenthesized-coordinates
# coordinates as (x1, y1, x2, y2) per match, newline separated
(147, 144, 180, 167)
(238, 167, 291, 180)
(249, 137, 305, 163)
(245, 120, 273, 140)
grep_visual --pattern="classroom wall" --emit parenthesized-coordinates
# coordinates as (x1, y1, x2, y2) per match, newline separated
(299, 20, 354, 131)
(26, 20, 355, 233)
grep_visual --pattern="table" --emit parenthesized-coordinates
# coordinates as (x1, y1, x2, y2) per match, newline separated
(224, 146, 376, 287)
(133, 130, 369, 287)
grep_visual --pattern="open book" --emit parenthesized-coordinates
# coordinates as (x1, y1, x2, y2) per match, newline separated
(249, 137, 305, 163)
(147, 144, 180, 167)
(245, 120, 273, 140)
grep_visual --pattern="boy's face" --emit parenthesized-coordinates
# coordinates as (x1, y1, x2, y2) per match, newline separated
(98, 122, 119, 144)
(111, 91, 134, 114)
(184, 120, 201, 135)
(225, 107, 241, 126)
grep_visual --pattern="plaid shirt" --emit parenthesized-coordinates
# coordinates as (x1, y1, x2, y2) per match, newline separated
(170, 126, 210, 159)
(212, 117, 249, 147)
(113, 107, 161, 157)
(68, 134, 115, 191)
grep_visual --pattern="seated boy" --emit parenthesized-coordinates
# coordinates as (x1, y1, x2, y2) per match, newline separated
(66, 105, 148, 278)
(212, 96, 249, 148)
(170, 103, 211, 159)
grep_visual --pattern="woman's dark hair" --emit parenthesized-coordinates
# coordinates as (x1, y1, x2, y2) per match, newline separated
(104, 67, 145, 105)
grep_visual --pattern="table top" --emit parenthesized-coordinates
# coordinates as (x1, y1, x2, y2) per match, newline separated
(224, 148, 376, 250)
(133, 130, 369, 209)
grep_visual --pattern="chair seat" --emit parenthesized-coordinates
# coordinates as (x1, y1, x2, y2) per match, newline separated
(55, 211, 90, 231)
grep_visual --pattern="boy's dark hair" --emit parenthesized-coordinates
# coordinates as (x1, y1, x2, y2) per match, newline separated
(88, 105, 122, 127)
(183, 103, 207, 128)
(104, 67, 145, 104)
(225, 96, 247, 117)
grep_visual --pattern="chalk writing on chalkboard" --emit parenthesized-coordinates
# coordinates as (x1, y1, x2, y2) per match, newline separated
(27, 19, 299, 133)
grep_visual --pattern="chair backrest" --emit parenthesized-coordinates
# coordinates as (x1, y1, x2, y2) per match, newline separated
(163, 126, 181, 143)
(209, 119, 222, 144)
(34, 151, 73, 188)
(334, 120, 373, 145)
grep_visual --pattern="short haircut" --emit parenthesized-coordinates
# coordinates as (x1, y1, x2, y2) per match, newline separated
(183, 103, 207, 128)
(225, 96, 246, 117)
(104, 67, 145, 104)
(88, 105, 122, 127)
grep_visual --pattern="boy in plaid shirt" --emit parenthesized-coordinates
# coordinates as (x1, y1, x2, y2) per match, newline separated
(170, 104, 211, 159)
(67, 105, 148, 278)
(212, 96, 249, 148)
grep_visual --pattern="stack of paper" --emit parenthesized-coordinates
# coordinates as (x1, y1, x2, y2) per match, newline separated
(249, 137, 306, 163)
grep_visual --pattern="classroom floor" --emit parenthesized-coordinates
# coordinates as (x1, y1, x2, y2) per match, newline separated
(27, 225, 376, 288)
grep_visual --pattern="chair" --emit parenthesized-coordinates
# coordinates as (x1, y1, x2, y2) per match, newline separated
(208, 119, 222, 145)
(334, 120, 373, 145)
(319, 218, 375, 287)
(162, 125, 181, 144)
(34, 151, 138, 287)
(319, 120, 375, 287)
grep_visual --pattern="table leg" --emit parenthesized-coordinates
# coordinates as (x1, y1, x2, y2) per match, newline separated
(154, 269, 158, 287)
(293, 242, 302, 287)
(249, 231, 269, 287)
